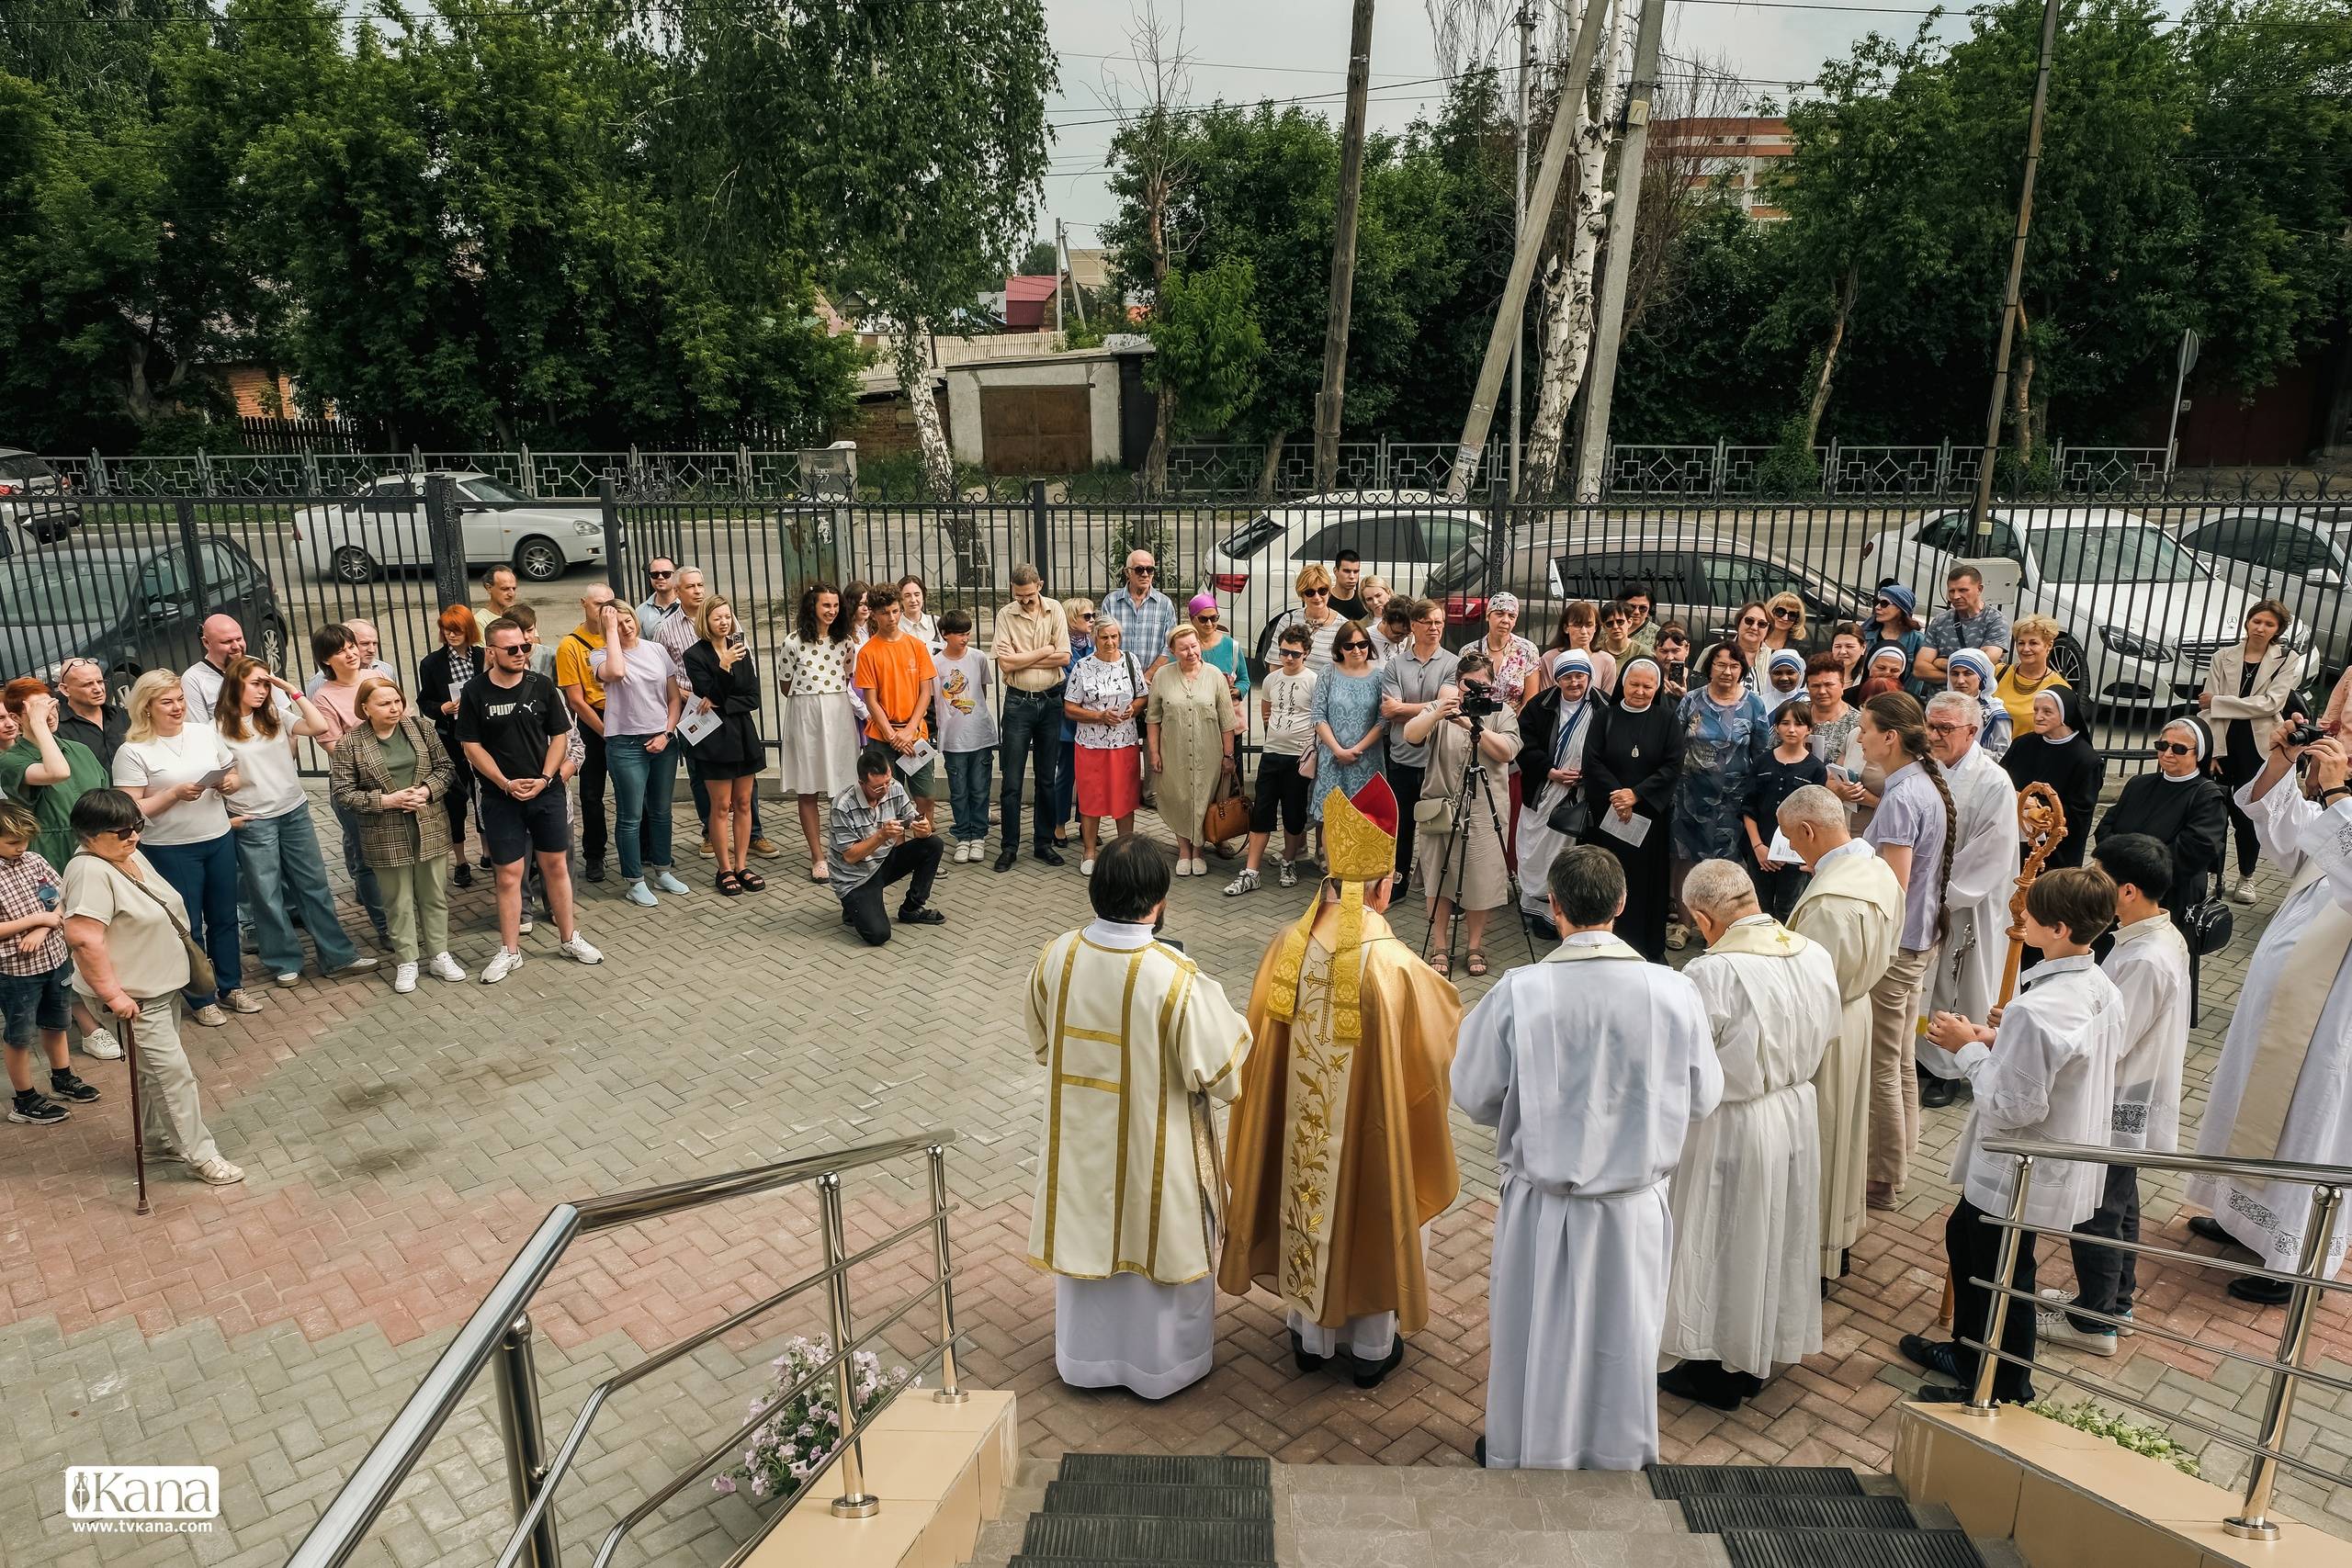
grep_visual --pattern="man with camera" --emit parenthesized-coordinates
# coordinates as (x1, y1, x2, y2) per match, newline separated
(825, 742, 945, 946)
(1398, 650, 1521, 977)
(2182, 717, 2352, 1305)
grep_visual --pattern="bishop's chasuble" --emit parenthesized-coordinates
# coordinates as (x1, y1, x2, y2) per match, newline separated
(1025, 919, 1251, 1285)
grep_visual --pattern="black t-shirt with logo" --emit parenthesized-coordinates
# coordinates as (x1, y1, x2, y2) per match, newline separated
(454, 669, 572, 784)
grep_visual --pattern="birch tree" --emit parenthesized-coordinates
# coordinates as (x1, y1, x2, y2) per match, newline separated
(1520, 0, 1626, 495)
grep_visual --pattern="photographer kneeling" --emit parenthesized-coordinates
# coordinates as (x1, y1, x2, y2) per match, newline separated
(1399, 651, 1521, 977)
(826, 743, 946, 946)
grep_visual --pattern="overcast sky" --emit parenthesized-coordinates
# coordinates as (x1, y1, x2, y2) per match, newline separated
(1035, 0, 1971, 244)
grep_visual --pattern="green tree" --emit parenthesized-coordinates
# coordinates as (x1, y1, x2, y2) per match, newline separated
(1148, 259, 1265, 439)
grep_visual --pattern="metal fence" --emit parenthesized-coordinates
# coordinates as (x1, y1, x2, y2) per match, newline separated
(1, 485, 2337, 784)
(39, 440, 2342, 503)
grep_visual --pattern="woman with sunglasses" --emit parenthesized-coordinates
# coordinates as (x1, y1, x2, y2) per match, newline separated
(1596, 601, 1635, 664)
(1273, 564, 1348, 672)
(1730, 602, 1772, 682)
(1862, 584, 1925, 696)
(1309, 626, 1387, 826)
(1761, 592, 1809, 655)
(2094, 716, 2228, 923)
(2001, 686, 2103, 869)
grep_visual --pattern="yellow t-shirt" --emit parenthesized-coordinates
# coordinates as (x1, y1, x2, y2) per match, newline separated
(1995, 665, 2069, 737)
(555, 623, 607, 711)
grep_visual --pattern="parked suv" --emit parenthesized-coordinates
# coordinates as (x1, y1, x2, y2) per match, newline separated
(0, 449, 81, 546)
(0, 536, 287, 705)
(1422, 527, 1872, 655)
(2175, 505, 2352, 681)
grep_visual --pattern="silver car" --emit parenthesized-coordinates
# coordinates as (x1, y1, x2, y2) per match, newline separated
(2174, 505, 2352, 676)
(0, 448, 81, 546)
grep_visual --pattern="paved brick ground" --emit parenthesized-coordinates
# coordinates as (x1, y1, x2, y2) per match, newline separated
(4, 787, 2348, 1567)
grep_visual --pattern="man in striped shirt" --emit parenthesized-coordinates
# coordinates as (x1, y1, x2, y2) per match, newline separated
(826, 744, 945, 945)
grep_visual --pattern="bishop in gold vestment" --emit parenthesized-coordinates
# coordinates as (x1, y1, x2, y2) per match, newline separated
(1026, 838, 1251, 1398)
(1218, 776, 1461, 1385)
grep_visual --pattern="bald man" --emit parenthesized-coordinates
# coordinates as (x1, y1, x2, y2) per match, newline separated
(180, 615, 247, 716)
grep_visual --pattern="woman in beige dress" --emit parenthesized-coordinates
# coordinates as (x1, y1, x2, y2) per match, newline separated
(1400, 649, 1521, 977)
(1146, 626, 1237, 878)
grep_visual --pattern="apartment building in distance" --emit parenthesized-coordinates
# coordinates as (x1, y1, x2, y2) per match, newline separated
(1648, 116, 1792, 220)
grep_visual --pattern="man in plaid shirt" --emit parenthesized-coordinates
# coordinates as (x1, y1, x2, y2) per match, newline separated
(0, 802, 101, 1126)
(826, 744, 945, 946)
(1102, 551, 1177, 681)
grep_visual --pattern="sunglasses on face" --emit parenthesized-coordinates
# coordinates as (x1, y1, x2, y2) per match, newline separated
(1337, 641, 1369, 655)
(1301, 587, 1329, 598)
(1278, 648, 1306, 659)
(2154, 740, 2197, 757)
(492, 642, 528, 655)
(649, 569, 673, 580)
(1193, 614, 1218, 625)
(1740, 617, 1769, 630)
(1874, 598, 1898, 610)
(1129, 565, 1156, 576)
(1076, 614, 1094, 624)
(1771, 607, 1800, 621)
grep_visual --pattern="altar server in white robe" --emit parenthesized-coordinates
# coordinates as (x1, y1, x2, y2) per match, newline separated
(1912, 866, 2127, 1404)
(2040, 832, 2189, 1355)
(1658, 859, 1841, 1410)
(1917, 692, 2023, 1108)
(1457, 844, 1723, 1469)
(1026, 836, 1251, 1397)
(1779, 784, 1904, 1281)
(2186, 724, 2352, 1306)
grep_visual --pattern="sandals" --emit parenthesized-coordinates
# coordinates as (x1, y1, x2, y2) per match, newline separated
(736, 867, 766, 892)
(717, 871, 743, 897)
(1430, 953, 1452, 977)
(808, 861, 830, 885)
(1465, 951, 1490, 977)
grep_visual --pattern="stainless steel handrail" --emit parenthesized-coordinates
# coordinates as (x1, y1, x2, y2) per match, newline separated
(1958, 1137, 2346, 1542)
(287, 1132, 961, 1568)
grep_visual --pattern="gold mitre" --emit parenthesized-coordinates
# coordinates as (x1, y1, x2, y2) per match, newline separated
(1268, 775, 1399, 1041)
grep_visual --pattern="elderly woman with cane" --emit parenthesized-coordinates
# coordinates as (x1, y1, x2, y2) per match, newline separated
(62, 787, 243, 1187)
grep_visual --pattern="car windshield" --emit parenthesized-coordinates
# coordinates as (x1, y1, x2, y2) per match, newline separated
(461, 477, 534, 504)
(1217, 514, 1287, 558)
(0, 456, 51, 482)
(2027, 525, 2201, 585)
(0, 557, 134, 627)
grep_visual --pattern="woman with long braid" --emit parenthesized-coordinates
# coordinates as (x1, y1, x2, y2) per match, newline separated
(1855, 693, 1956, 1210)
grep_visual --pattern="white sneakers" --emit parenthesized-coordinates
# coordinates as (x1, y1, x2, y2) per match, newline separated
(650, 869, 690, 895)
(222, 988, 266, 1015)
(2229, 875, 2259, 906)
(1080, 858, 1097, 874)
(393, 963, 419, 994)
(954, 841, 988, 863)
(386, 952, 467, 992)
(428, 952, 467, 983)
(559, 933, 604, 964)
(80, 1027, 123, 1060)
(626, 879, 659, 908)
(481, 948, 525, 985)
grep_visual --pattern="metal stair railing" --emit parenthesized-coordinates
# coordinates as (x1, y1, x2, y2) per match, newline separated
(1962, 1138, 2350, 1542)
(285, 1131, 965, 1568)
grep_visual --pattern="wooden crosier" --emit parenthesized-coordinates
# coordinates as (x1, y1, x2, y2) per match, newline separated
(1936, 782, 2065, 1329)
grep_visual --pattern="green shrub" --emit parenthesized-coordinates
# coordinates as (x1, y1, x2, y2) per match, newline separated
(2024, 1398, 2201, 1476)
(1758, 415, 1822, 498)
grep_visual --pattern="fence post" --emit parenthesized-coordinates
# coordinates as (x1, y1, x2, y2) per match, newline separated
(598, 478, 628, 589)
(1964, 1156, 2036, 1416)
(87, 449, 108, 497)
(174, 499, 212, 624)
(1483, 473, 1510, 604)
(1712, 439, 1727, 499)
(424, 474, 469, 612)
(518, 443, 536, 497)
(301, 450, 322, 495)
(628, 444, 642, 494)
(1026, 481, 1053, 587)
(736, 444, 752, 499)
(1375, 434, 1389, 490)
(1937, 438, 1952, 497)
(491, 1314, 562, 1568)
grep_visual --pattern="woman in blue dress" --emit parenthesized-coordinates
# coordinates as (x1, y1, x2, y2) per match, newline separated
(1671, 639, 1772, 944)
(1308, 624, 1386, 820)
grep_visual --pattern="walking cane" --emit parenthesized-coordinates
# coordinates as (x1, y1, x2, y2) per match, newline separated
(1939, 783, 2064, 1329)
(120, 1010, 149, 1215)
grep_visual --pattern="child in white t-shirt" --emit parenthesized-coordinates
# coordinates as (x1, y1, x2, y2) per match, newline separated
(1225, 625, 1320, 896)
(935, 610, 999, 859)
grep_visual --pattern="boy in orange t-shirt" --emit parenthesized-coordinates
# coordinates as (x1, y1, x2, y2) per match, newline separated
(853, 589, 941, 818)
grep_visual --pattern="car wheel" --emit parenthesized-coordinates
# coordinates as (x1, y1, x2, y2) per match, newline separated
(2052, 635, 2091, 694)
(257, 618, 287, 671)
(332, 545, 379, 583)
(514, 536, 566, 582)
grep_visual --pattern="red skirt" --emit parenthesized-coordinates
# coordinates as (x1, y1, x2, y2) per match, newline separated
(1075, 744, 1141, 819)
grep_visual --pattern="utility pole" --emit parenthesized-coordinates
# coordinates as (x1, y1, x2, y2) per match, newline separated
(1445, 0, 1612, 502)
(1510, 0, 1535, 496)
(1572, 0, 1664, 502)
(1313, 0, 1377, 493)
(1972, 0, 2061, 537)
(1056, 218, 1087, 331)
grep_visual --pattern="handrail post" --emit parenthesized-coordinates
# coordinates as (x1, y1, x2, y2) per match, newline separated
(492, 1314, 562, 1568)
(1966, 1155, 2036, 1416)
(928, 1145, 967, 1404)
(818, 1173, 881, 1517)
(2226, 1183, 2340, 1540)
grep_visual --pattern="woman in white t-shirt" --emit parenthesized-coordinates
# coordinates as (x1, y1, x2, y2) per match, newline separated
(214, 656, 374, 989)
(109, 671, 252, 1026)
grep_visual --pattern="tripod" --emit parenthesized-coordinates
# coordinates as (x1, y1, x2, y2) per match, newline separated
(1419, 712, 1539, 972)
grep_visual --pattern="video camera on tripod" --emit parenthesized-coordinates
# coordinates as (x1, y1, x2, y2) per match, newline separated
(1456, 683, 1507, 722)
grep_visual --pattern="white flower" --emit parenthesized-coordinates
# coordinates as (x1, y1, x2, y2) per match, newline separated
(712, 1475, 737, 1495)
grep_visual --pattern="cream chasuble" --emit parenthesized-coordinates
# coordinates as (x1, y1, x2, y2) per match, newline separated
(1026, 919, 1251, 1284)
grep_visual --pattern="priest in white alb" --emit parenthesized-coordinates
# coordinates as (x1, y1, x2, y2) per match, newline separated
(1219, 775, 1461, 1388)
(1658, 859, 1840, 1411)
(1778, 784, 1904, 1282)
(2186, 723, 2352, 1306)
(1025, 837, 1251, 1398)
(1917, 692, 2024, 1108)
(1456, 844, 1723, 1469)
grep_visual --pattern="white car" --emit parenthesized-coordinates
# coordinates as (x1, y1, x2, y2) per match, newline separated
(2174, 505, 2352, 677)
(1205, 491, 1487, 673)
(292, 471, 606, 583)
(1860, 505, 2304, 711)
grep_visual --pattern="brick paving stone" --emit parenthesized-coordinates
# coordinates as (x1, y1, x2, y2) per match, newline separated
(2, 784, 2346, 1565)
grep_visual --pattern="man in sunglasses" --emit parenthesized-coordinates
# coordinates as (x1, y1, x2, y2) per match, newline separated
(1101, 550, 1175, 682)
(636, 558, 683, 626)
(1917, 565, 2011, 688)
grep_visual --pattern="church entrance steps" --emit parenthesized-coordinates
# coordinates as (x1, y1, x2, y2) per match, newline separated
(1000, 1453, 1276, 1567)
(1659, 1463, 1991, 1568)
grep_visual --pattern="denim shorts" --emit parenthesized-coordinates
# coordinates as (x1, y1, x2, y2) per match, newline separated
(0, 960, 73, 1046)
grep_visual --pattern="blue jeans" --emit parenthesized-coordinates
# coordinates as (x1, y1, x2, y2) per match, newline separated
(234, 806, 363, 977)
(997, 685, 1064, 850)
(1053, 739, 1078, 829)
(605, 732, 680, 880)
(945, 748, 993, 841)
(330, 797, 388, 935)
(144, 831, 243, 1005)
